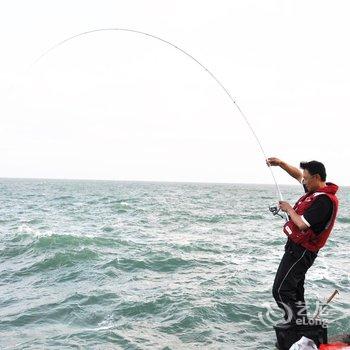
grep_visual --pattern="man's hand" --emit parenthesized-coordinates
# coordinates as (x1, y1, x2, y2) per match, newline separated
(279, 201, 293, 213)
(266, 157, 282, 167)
(266, 157, 303, 183)
(279, 201, 308, 230)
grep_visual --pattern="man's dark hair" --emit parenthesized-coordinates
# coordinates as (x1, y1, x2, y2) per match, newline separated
(300, 160, 327, 181)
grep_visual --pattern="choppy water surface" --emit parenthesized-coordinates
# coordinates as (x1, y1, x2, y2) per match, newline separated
(0, 179, 349, 349)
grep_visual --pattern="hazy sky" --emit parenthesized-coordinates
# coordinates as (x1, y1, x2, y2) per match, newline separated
(1, 1, 349, 185)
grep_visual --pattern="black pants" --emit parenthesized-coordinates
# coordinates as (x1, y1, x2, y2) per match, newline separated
(272, 239, 318, 322)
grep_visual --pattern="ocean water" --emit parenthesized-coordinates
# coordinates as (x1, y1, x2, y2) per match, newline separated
(0, 179, 349, 349)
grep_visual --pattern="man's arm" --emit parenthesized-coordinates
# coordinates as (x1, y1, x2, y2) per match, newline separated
(279, 196, 333, 232)
(266, 157, 303, 183)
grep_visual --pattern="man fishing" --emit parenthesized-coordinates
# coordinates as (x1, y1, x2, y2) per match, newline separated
(266, 157, 339, 325)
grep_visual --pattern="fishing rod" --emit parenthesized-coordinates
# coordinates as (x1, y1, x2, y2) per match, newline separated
(29, 27, 287, 218)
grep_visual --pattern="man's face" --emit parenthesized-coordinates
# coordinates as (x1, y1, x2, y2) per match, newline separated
(302, 169, 318, 191)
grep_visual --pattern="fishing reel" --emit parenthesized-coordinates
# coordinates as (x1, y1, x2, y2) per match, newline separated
(269, 205, 284, 219)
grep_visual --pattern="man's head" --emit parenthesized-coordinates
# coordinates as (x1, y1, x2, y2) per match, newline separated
(300, 160, 327, 192)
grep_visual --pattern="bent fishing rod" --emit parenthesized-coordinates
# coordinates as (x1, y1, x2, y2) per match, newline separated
(29, 28, 287, 220)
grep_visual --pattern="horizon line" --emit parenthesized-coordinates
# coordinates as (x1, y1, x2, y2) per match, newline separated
(0, 175, 336, 187)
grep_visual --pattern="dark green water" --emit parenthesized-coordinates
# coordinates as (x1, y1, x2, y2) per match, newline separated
(0, 179, 349, 349)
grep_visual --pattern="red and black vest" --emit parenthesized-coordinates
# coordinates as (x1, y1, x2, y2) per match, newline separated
(283, 182, 339, 252)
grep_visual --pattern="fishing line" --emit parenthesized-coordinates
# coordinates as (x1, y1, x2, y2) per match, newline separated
(29, 27, 286, 210)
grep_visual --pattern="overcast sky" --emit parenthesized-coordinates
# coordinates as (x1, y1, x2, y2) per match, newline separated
(0, 1, 349, 185)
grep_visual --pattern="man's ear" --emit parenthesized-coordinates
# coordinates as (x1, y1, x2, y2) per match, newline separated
(315, 174, 322, 181)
